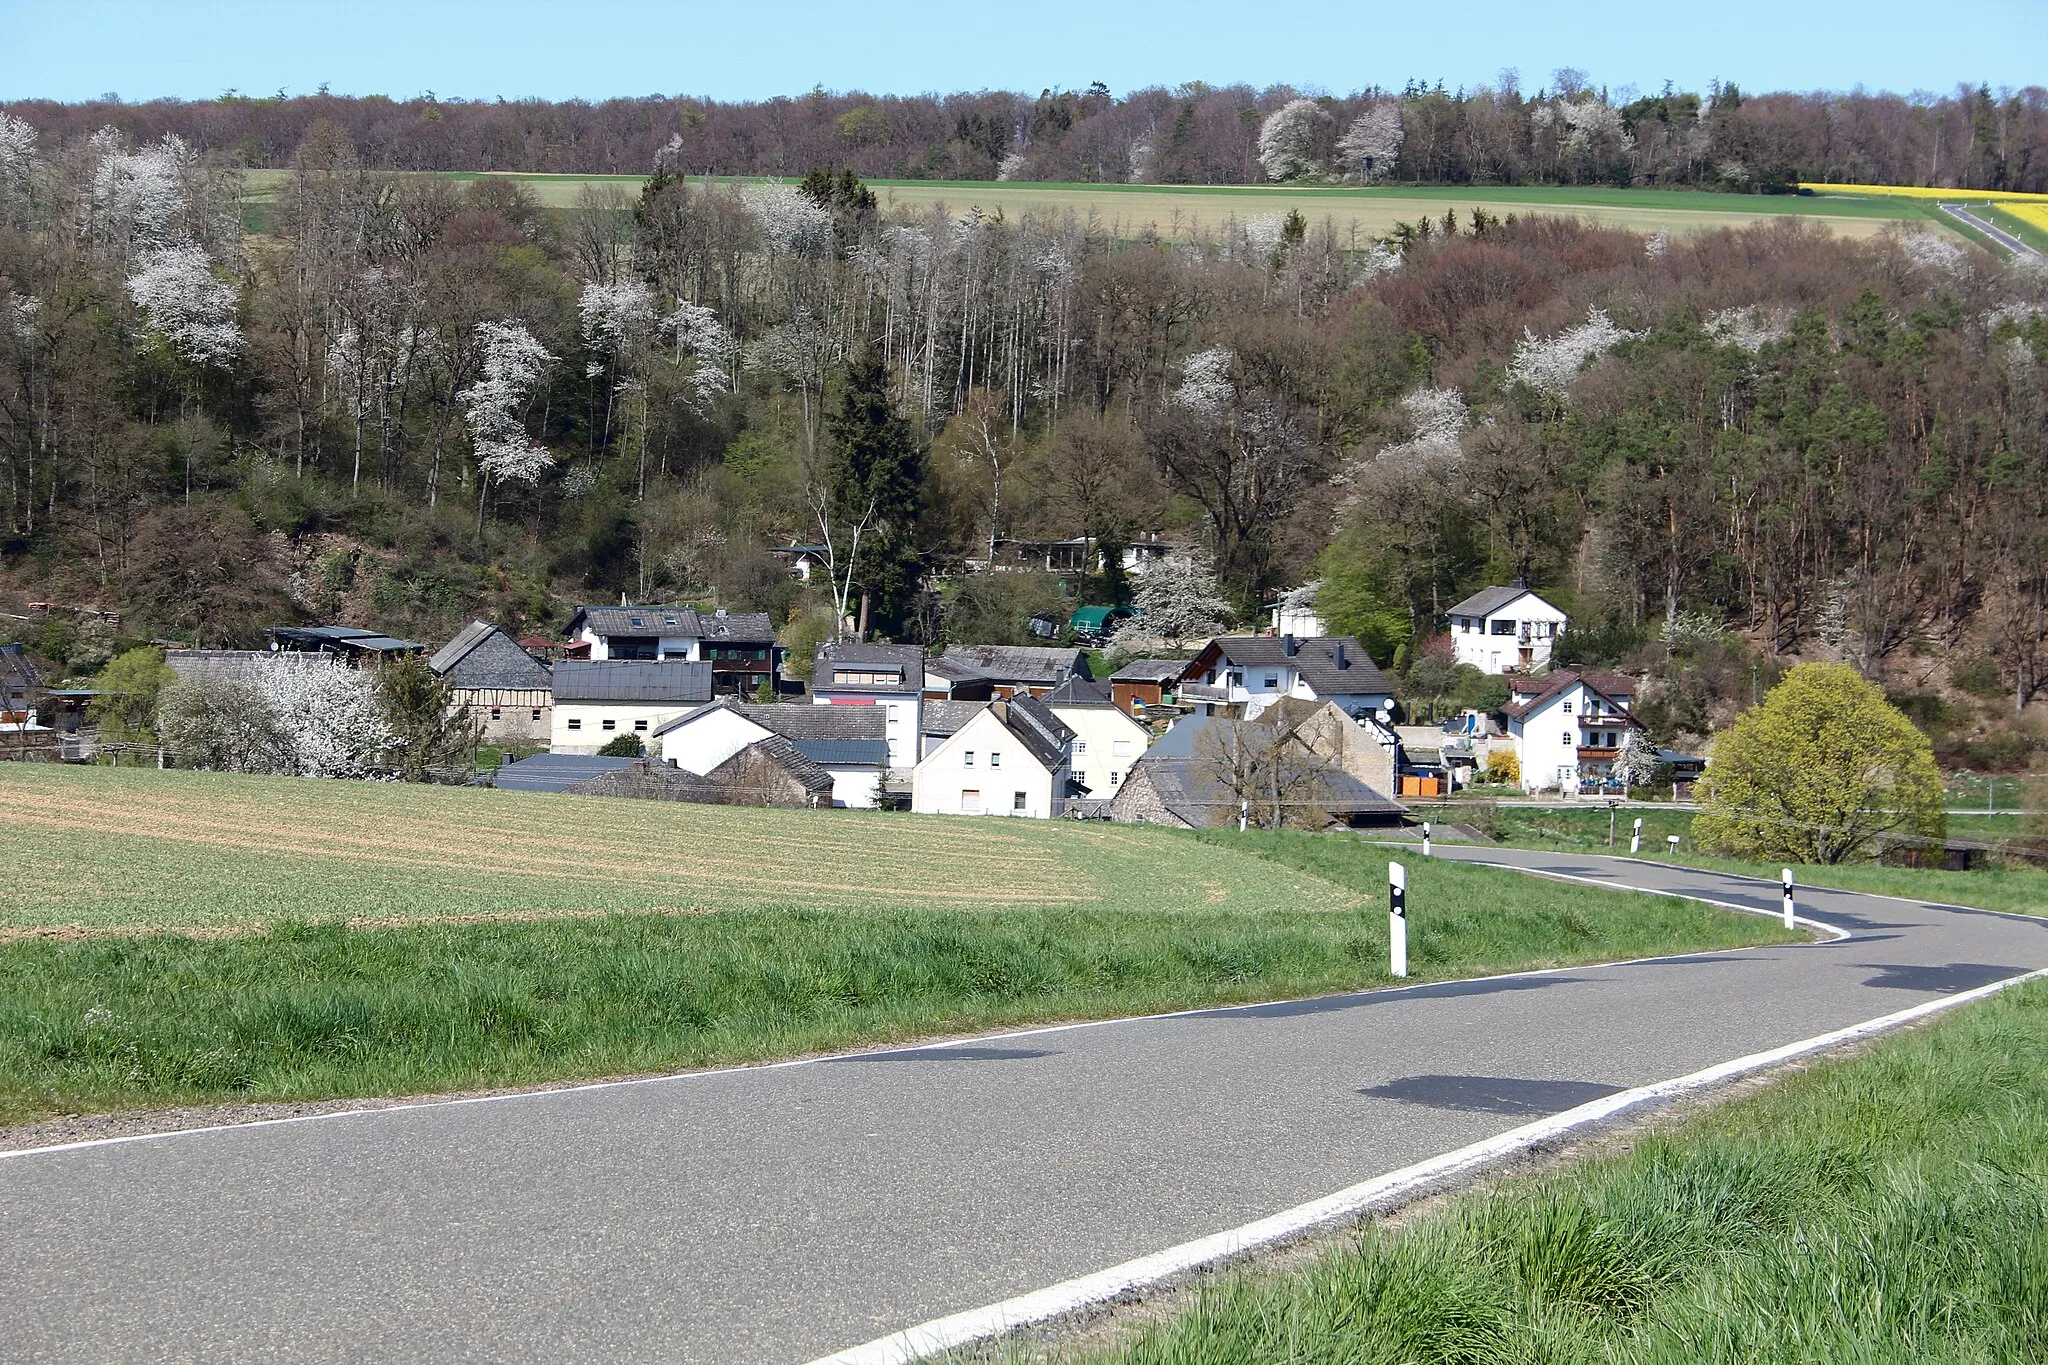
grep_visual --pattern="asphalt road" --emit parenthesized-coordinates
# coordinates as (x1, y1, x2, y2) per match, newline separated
(1939, 202, 2042, 258)
(3, 849, 2046, 1363)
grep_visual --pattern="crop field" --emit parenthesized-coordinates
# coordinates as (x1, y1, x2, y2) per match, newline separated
(0, 762, 1360, 934)
(239, 169, 1941, 242)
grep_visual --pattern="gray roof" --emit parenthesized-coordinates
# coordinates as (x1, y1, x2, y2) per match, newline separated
(922, 654, 991, 683)
(551, 660, 712, 703)
(1446, 585, 1549, 619)
(569, 605, 777, 644)
(713, 736, 835, 793)
(1198, 635, 1394, 699)
(791, 737, 890, 767)
(429, 622, 552, 691)
(737, 702, 885, 741)
(164, 649, 268, 686)
(1042, 676, 1114, 708)
(268, 624, 422, 654)
(921, 699, 988, 738)
(1109, 658, 1190, 684)
(814, 641, 924, 694)
(939, 644, 1091, 685)
(1122, 753, 1403, 827)
(495, 753, 641, 793)
(999, 694, 1074, 769)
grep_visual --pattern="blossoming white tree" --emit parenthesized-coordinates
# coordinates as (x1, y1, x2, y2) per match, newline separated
(1613, 727, 1659, 794)
(127, 243, 243, 368)
(1172, 346, 1235, 419)
(743, 183, 833, 256)
(1335, 104, 1404, 182)
(1256, 99, 1332, 182)
(1112, 550, 1233, 650)
(459, 320, 555, 530)
(260, 657, 393, 778)
(1506, 306, 1638, 407)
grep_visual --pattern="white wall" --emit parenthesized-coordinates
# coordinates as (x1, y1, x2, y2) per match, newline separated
(552, 701, 701, 754)
(1051, 705, 1148, 798)
(911, 710, 1056, 818)
(657, 707, 770, 772)
(823, 765, 883, 810)
(574, 623, 701, 662)
(1509, 682, 1585, 793)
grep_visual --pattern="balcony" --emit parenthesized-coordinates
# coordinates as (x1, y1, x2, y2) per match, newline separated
(1177, 681, 1229, 704)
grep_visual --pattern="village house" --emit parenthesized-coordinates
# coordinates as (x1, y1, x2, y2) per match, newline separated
(1446, 582, 1569, 675)
(1120, 534, 1191, 576)
(1502, 669, 1642, 794)
(1042, 676, 1150, 798)
(918, 698, 987, 758)
(2, 643, 40, 726)
(267, 624, 424, 666)
(937, 644, 1090, 699)
(1108, 703, 1406, 830)
(811, 641, 924, 776)
(654, 698, 888, 808)
(1108, 658, 1189, 718)
(550, 660, 712, 755)
(911, 695, 1076, 819)
(428, 621, 553, 745)
(1267, 584, 1327, 639)
(1177, 635, 1395, 721)
(564, 604, 777, 696)
(921, 654, 996, 701)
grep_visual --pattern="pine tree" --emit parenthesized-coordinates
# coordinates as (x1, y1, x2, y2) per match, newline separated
(827, 350, 928, 638)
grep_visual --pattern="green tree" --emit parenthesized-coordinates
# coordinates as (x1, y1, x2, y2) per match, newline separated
(1692, 663, 1944, 864)
(827, 350, 928, 638)
(597, 732, 645, 757)
(376, 656, 477, 782)
(1315, 538, 1414, 665)
(89, 646, 178, 744)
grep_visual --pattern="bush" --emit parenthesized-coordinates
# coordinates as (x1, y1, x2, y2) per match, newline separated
(597, 733, 645, 757)
(1952, 656, 2006, 700)
(88, 646, 177, 743)
(1487, 750, 1521, 787)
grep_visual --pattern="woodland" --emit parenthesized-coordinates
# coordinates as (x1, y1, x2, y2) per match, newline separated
(2, 103, 2047, 764)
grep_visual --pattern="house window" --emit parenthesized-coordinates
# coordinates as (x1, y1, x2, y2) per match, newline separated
(1562, 701, 1572, 714)
(1074, 740, 1087, 754)
(531, 709, 542, 721)
(1263, 674, 1279, 689)
(490, 707, 501, 720)
(991, 752, 1002, 768)
(1013, 791, 1028, 811)
(1110, 770, 1121, 786)
(962, 789, 982, 813)
(833, 669, 901, 687)
(964, 751, 974, 766)
(567, 718, 582, 731)
(1491, 619, 1516, 635)
(603, 718, 617, 731)
(1562, 731, 1573, 746)
(634, 719, 648, 731)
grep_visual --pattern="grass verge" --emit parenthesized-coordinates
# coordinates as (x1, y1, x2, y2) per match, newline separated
(0, 828, 1785, 1128)
(1408, 803, 2048, 918)
(1056, 978, 2048, 1364)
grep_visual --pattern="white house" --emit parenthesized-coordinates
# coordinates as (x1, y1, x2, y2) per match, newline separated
(654, 699, 887, 808)
(1267, 583, 1327, 639)
(1502, 669, 1641, 794)
(550, 660, 713, 754)
(911, 695, 1075, 819)
(564, 604, 777, 696)
(1446, 583, 1568, 674)
(1177, 635, 1396, 721)
(1042, 676, 1150, 798)
(811, 641, 924, 776)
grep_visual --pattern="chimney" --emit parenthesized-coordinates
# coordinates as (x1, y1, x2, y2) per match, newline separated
(1282, 633, 1299, 657)
(1332, 640, 1348, 670)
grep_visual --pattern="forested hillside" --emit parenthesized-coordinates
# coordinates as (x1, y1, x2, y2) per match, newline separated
(2, 112, 2046, 763)
(5, 76, 2045, 192)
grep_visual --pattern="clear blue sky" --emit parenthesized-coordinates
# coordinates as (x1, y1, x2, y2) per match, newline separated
(3, 1, 2040, 104)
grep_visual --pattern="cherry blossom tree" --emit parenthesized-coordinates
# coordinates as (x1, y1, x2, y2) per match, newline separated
(459, 320, 555, 532)
(1506, 306, 1638, 408)
(1112, 549, 1232, 650)
(1336, 104, 1404, 182)
(1256, 100, 1332, 182)
(126, 242, 242, 367)
(260, 657, 393, 778)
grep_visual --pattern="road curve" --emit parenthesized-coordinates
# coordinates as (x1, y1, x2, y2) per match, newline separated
(1939, 202, 2042, 258)
(2, 849, 2045, 1363)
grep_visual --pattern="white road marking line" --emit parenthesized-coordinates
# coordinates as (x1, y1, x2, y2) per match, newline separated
(804, 964, 2048, 1365)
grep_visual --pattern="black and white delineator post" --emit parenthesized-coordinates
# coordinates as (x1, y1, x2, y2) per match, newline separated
(1389, 860, 1408, 978)
(1782, 867, 1796, 930)
(1422, 821, 1432, 858)
(1631, 817, 1643, 854)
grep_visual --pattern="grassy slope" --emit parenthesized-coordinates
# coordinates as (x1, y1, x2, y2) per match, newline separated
(0, 769, 1786, 1126)
(1070, 979, 2048, 1364)
(1404, 804, 2048, 918)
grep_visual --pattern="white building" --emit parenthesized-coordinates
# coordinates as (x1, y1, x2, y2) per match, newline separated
(563, 604, 777, 697)
(1178, 635, 1396, 721)
(1446, 583, 1568, 675)
(810, 641, 924, 776)
(1267, 583, 1327, 639)
(550, 661, 712, 754)
(653, 699, 887, 808)
(911, 696, 1075, 819)
(1042, 676, 1150, 798)
(1502, 670, 1641, 794)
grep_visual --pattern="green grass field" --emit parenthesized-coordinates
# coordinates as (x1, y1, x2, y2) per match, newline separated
(1063, 977, 2048, 1364)
(239, 169, 1941, 243)
(0, 766, 1788, 1125)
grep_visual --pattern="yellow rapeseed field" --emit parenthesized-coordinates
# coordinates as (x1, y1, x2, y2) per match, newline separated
(2000, 201, 2048, 235)
(1801, 182, 2048, 202)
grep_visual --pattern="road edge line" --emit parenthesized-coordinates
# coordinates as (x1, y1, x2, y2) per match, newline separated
(801, 965, 2048, 1365)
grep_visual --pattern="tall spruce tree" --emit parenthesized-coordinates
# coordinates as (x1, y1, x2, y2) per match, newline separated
(827, 350, 928, 638)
